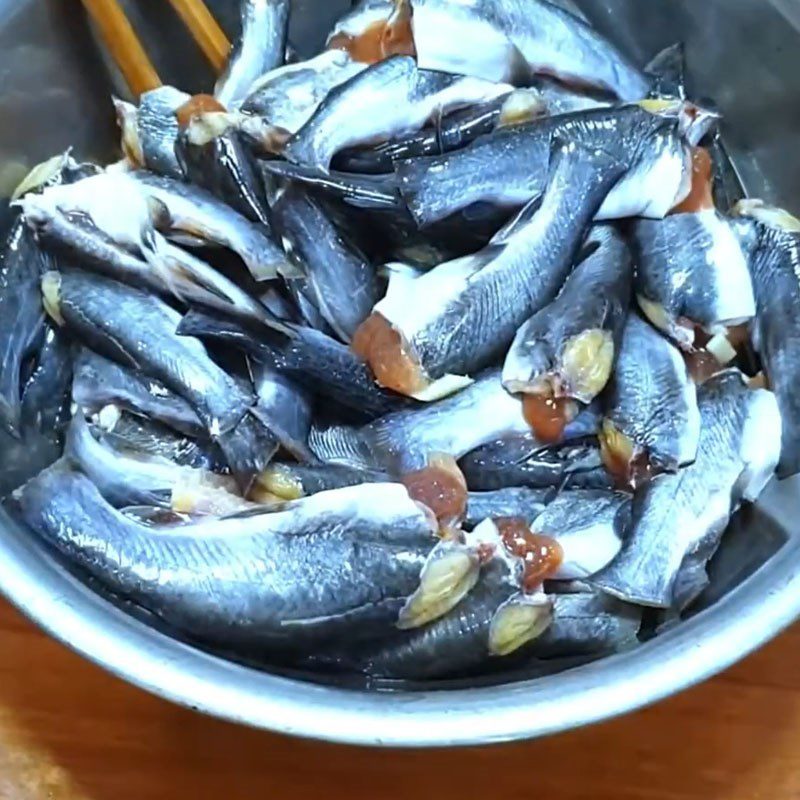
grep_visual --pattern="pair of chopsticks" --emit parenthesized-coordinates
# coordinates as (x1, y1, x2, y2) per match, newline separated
(81, 0, 232, 98)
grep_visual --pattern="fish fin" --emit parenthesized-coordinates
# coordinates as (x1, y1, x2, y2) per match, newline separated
(216, 412, 280, 494)
(260, 160, 401, 210)
(308, 424, 373, 469)
(489, 195, 544, 246)
(645, 42, 687, 100)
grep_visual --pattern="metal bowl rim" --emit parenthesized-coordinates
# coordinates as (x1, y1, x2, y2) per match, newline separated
(1, 512, 798, 747)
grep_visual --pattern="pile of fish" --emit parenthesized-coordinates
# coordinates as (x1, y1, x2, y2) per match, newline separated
(1, 0, 797, 682)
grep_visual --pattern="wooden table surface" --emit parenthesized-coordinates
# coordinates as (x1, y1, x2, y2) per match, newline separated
(2, 599, 799, 800)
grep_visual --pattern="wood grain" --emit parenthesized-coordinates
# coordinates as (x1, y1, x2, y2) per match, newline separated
(1, 597, 798, 800)
(165, 0, 231, 72)
(80, 0, 161, 97)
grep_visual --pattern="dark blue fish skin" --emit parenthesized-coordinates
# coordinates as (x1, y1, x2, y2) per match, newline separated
(0, 220, 48, 438)
(460, 440, 613, 492)
(271, 184, 380, 342)
(175, 128, 273, 226)
(738, 212, 800, 478)
(72, 348, 205, 438)
(20, 326, 73, 436)
(48, 270, 254, 437)
(465, 487, 551, 529)
(177, 310, 414, 421)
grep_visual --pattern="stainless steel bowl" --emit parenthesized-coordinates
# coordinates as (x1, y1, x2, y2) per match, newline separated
(0, 0, 799, 747)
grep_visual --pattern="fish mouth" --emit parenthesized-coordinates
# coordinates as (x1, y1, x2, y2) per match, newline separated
(733, 199, 800, 233)
(559, 329, 615, 402)
(397, 541, 480, 630)
(12, 151, 72, 201)
(489, 594, 553, 657)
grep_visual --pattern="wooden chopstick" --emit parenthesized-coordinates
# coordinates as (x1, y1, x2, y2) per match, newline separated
(165, 0, 232, 72)
(81, 0, 162, 98)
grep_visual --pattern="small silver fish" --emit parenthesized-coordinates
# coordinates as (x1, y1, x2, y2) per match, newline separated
(503, 225, 632, 407)
(408, 0, 651, 100)
(600, 314, 701, 487)
(15, 466, 439, 650)
(592, 369, 781, 609)
(215, 0, 291, 109)
(734, 200, 800, 477)
(355, 139, 625, 401)
(284, 55, 513, 169)
(271, 184, 380, 342)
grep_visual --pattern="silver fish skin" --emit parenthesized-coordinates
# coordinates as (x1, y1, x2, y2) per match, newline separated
(409, 0, 651, 100)
(592, 369, 781, 609)
(733, 202, 800, 478)
(64, 414, 234, 509)
(20, 326, 72, 435)
(214, 0, 291, 110)
(460, 440, 613, 492)
(116, 86, 190, 178)
(72, 348, 204, 437)
(250, 360, 314, 462)
(532, 588, 642, 659)
(309, 370, 530, 474)
(177, 310, 413, 422)
(503, 224, 631, 399)
(0, 221, 47, 437)
(369, 139, 625, 397)
(634, 211, 755, 348)
(464, 487, 551, 529)
(242, 50, 367, 139)
(42, 270, 253, 438)
(604, 314, 701, 473)
(15, 467, 438, 648)
(396, 104, 691, 228)
(271, 184, 380, 341)
(529, 490, 631, 580)
(283, 56, 513, 169)
(129, 172, 288, 281)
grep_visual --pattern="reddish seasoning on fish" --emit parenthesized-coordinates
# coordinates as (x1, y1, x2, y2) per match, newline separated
(328, 3, 416, 64)
(175, 94, 227, 129)
(495, 517, 563, 592)
(522, 394, 575, 444)
(671, 147, 714, 215)
(401, 453, 468, 530)
(352, 312, 429, 396)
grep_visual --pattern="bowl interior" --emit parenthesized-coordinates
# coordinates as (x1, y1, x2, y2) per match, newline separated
(0, 0, 799, 745)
